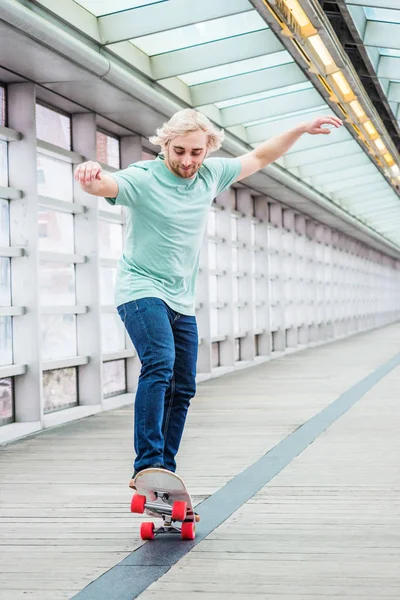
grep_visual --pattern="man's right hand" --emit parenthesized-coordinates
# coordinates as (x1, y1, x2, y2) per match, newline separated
(74, 161, 118, 198)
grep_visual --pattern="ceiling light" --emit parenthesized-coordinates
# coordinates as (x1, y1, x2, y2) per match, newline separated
(307, 35, 336, 72)
(349, 100, 366, 121)
(363, 120, 379, 140)
(383, 152, 395, 166)
(330, 71, 354, 102)
(374, 138, 386, 153)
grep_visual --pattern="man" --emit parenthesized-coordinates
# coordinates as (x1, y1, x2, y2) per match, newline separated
(74, 108, 342, 488)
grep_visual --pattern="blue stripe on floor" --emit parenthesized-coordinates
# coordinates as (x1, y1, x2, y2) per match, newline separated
(72, 351, 400, 600)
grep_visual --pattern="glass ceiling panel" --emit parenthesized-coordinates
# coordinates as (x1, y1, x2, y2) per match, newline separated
(243, 103, 326, 128)
(74, 0, 160, 17)
(132, 11, 265, 55)
(179, 51, 292, 86)
(72, 0, 400, 246)
(379, 48, 400, 57)
(215, 82, 312, 109)
(300, 152, 369, 177)
(364, 7, 400, 23)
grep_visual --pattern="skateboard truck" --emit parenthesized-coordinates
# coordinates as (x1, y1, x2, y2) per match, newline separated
(131, 469, 196, 541)
(131, 488, 196, 540)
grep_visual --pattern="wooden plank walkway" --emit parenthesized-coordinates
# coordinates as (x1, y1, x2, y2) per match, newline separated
(1, 323, 399, 599)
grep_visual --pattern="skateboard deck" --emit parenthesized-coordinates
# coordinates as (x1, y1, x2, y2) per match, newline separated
(131, 468, 196, 540)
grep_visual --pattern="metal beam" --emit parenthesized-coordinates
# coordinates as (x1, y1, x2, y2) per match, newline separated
(151, 29, 282, 80)
(0, 125, 21, 142)
(99, 0, 252, 45)
(191, 62, 303, 106)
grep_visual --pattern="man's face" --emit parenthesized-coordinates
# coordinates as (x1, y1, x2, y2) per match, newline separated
(165, 131, 208, 179)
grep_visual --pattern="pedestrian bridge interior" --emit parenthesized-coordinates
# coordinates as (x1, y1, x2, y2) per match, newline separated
(0, 0, 399, 598)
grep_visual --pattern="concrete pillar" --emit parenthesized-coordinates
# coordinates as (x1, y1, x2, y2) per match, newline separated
(215, 189, 234, 367)
(197, 232, 212, 374)
(8, 83, 43, 422)
(253, 196, 271, 356)
(120, 135, 142, 392)
(236, 188, 255, 362)
(72, 113, 102, 406)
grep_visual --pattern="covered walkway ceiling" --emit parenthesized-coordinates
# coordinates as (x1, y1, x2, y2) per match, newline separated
(2, 0, 400, 248)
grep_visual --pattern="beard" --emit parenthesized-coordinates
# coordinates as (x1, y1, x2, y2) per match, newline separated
(165, 153, 203, 179)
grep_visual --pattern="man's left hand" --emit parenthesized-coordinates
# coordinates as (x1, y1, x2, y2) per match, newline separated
(301, 115, 343, 135)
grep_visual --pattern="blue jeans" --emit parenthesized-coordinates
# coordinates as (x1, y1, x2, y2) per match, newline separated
(117, 298, 198, 473)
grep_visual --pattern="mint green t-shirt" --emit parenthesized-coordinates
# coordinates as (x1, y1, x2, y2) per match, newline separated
(106, 155, 241, 316)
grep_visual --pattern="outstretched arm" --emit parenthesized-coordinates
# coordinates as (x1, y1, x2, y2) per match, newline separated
(74, 161, 119, 198)
(235, 115, 343, 182)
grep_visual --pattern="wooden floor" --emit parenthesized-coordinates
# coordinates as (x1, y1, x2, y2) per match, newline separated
(1, 323, 400, 599)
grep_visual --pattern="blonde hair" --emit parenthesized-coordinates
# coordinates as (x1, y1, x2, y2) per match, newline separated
(149, 109, 224, 154)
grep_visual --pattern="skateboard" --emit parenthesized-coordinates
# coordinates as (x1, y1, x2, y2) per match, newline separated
(130, 468, 196, 540)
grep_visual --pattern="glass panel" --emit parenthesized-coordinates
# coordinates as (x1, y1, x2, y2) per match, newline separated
(0, 317, 12, 366)
(255, 334, 260, 356)
(99, 221, 123, 259)
(36, 104, 71, 150)
(0, 377, 13, 426)
(216, 82, 313, 109)
(100, 267, 117, 304)
(234, 308, 240, 332)
(208, 211, 216, 236)
(234, 338, 241, 361)
(39, 263, 75, 306)
(102, 313, 125, 352)
(38, 210, 74, 253)
(0, 141, 8, 187)
(0, 86, 6, 126)
(364, 7, 400, 24)
(179, 51, 292, 86)
(212, 341, 220, 367)
(0, 258, 11, 306)
(251, 222, 256, 245)
(0, 199, 9, 246)
(74, 0, 160, 17)
(43, 367, 77, 414)
(98, 196, 123, 214)
(231, 216, 238, 241)
(232, 247, 238, 271)
(41, 315, 76, 360)
(210, 308, 218, 337)
(233, 278, 239, 302)
(37, 154, 73, 201)
(133, 12, 267, 55)
(103, 359, 127, 398)
(208, 242, 217, 269)
(96, 131, 120, 169)
(244, 103, 326, 127)
(379, 48, 400, 57)
(209, 275, 217, 303)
